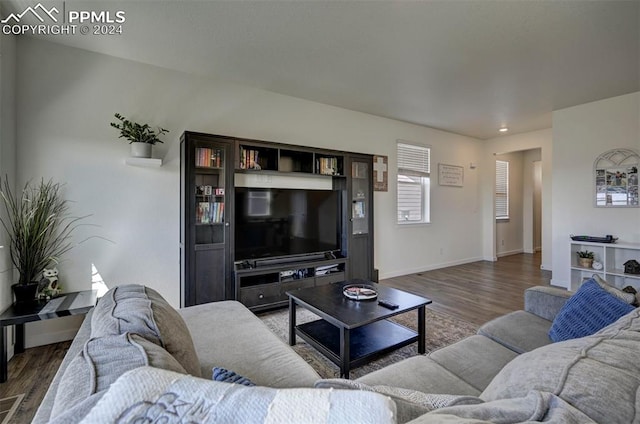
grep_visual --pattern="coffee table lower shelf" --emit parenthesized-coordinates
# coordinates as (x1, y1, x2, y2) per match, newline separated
(295, 318, 418, 377)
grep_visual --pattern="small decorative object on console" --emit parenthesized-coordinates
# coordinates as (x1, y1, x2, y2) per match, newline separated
(343, 284, 378, 300)
(592, 261, 603, 270)
(570, 234, 618, 243)
(624, 260, 640, 275)
(576, 250, 595, 269)
(38, 267, 61, 299)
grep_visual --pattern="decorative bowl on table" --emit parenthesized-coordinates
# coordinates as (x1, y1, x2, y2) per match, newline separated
(343, 284, 378, 300)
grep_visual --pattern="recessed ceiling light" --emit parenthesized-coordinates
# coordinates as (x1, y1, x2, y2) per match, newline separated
(499, 127, 509, 133)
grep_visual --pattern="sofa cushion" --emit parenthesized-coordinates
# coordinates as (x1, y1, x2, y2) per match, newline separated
(91, 284, 201, 376)
(179, 300, 320, 388)
(78, 367, 396, 424)
(481, 308, 640, 424)
(478, 311, 553, 354)
(50, 333, 186, 421)
(31, 310, 94, 424)
(356, 355, 481, 396)
(523, 286, 572, 322)
(548, 278, 634, 342)
(429, 335, 518, 391)
(407, 391, 597, 423)
(315, 378, 482, 423)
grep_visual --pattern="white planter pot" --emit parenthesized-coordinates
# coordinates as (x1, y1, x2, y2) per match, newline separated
(130, 142, 152, 158)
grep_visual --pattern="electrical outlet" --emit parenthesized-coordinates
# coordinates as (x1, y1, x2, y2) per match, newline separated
(501, 240, 505, 246)
(439, 248, 443, 255)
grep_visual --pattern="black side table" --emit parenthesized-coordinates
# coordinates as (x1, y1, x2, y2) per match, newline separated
(0, 290, 97, 383)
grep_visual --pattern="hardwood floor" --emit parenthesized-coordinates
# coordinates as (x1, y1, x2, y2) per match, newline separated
(382, 252, 551, 326)
(0, 341, 71, 424)
(0, 253, 550, 423)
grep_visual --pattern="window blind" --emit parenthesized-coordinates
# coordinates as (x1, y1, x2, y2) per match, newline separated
(397, 142, 430, 223)
(398, 143, 430, 176)
(496, 160, 509, 219)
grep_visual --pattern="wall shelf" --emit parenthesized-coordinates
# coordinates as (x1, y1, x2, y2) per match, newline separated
(125, 157, 162, 167)
(570, 240, 640, 290)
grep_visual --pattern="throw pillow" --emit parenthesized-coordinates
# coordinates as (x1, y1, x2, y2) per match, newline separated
(548, 278, 634, 342)
(592, 274, 635, 304)
(50, 333, 186, 420)
(212, 367, 255, 386)
(78, 367, 396, 424)
(482, 308, 640, 424)
(91, 284, 201, 377)
(315, 378, 482, 423)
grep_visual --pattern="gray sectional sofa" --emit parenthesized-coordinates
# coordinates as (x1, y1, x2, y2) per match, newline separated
(33, 283, 640, 423)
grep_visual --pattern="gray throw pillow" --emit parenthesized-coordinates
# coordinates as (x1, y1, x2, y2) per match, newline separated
(592, 274, 635, 304)
(315, 378, 482, 423)
(91, 284, 201, 377)
(50, 333, 186, 420)
(482, 308, 640, 424)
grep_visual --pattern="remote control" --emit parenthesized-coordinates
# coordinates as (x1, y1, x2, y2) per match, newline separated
(378, 299, 399, 310)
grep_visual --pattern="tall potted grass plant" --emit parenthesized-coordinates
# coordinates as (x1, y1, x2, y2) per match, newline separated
(0, 178, 87, 302)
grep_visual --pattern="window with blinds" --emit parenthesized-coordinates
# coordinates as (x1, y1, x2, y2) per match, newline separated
(397, 142, 430, 224)
(496, 160, 509, 220)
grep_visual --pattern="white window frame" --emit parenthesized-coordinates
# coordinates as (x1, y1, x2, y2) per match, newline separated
(397, 142, 430, 224)
(496, 160, 509, 220)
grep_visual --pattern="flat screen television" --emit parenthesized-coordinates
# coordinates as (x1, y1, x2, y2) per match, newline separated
(235, 187, 341, 262)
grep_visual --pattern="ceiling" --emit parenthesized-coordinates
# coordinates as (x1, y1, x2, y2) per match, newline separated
(2, 0, 639, 139)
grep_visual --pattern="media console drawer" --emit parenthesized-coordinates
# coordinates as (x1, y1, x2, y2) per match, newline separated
(281, 278, 315, 293)
(315, 272, 345, 286)
(240, 283, 281, 308)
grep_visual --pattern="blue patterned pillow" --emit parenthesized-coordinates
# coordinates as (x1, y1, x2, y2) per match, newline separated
(212, 367, 255, 386)
(549, 279, 635, 342)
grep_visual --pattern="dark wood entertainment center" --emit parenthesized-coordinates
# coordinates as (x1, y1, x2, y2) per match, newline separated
(180, 131, 374, 310)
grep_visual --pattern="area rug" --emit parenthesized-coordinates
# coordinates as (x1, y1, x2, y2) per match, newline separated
(258, 307, 478, 379)
(0, 394, 24, 424)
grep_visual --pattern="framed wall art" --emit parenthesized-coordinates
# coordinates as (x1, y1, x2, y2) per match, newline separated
(438, 163, 464, 187)
(594, 148, 639, 207)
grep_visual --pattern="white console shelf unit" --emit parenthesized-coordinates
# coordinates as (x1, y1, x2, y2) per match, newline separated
(570, 240, 640, 290)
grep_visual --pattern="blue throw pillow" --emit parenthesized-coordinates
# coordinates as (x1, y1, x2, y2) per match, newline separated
(549, 279, 635, 342)
(212, 367, 255, 386)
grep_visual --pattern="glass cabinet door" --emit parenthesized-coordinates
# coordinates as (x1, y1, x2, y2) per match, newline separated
(194, 143, 227, 245)
(351, 161, 369, 235)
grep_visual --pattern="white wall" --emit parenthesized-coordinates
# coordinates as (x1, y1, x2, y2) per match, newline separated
(532, 160, 543, 251)
(522, 149, 542, 253)
(0, 29, 17, 353)
(483, 129, 553, 269)
(495, 151, 524, 257)
(16, 38, 484, 346)
(551, 92, 640, 288)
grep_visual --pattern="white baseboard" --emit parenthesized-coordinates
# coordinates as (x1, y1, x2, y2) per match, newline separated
(380, 256, 485, 280)
(550, 278, 570, 290)
(496, 249, 524, 258)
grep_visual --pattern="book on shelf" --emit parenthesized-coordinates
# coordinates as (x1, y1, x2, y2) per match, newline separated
(239, 146, 261, 170)
(197, 202, 210, 224)
(317, 157, 338, 175)
(195, 148, 223, 168)
(196, 202, 225, 224)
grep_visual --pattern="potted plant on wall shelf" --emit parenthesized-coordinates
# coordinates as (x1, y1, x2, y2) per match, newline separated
(0, 178, 88, 303)
(576, 250, 595, 269)
(110, 113, 169, 158)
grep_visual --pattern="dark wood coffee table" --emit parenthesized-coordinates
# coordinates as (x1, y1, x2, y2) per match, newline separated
(287, 281, 431, 378)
